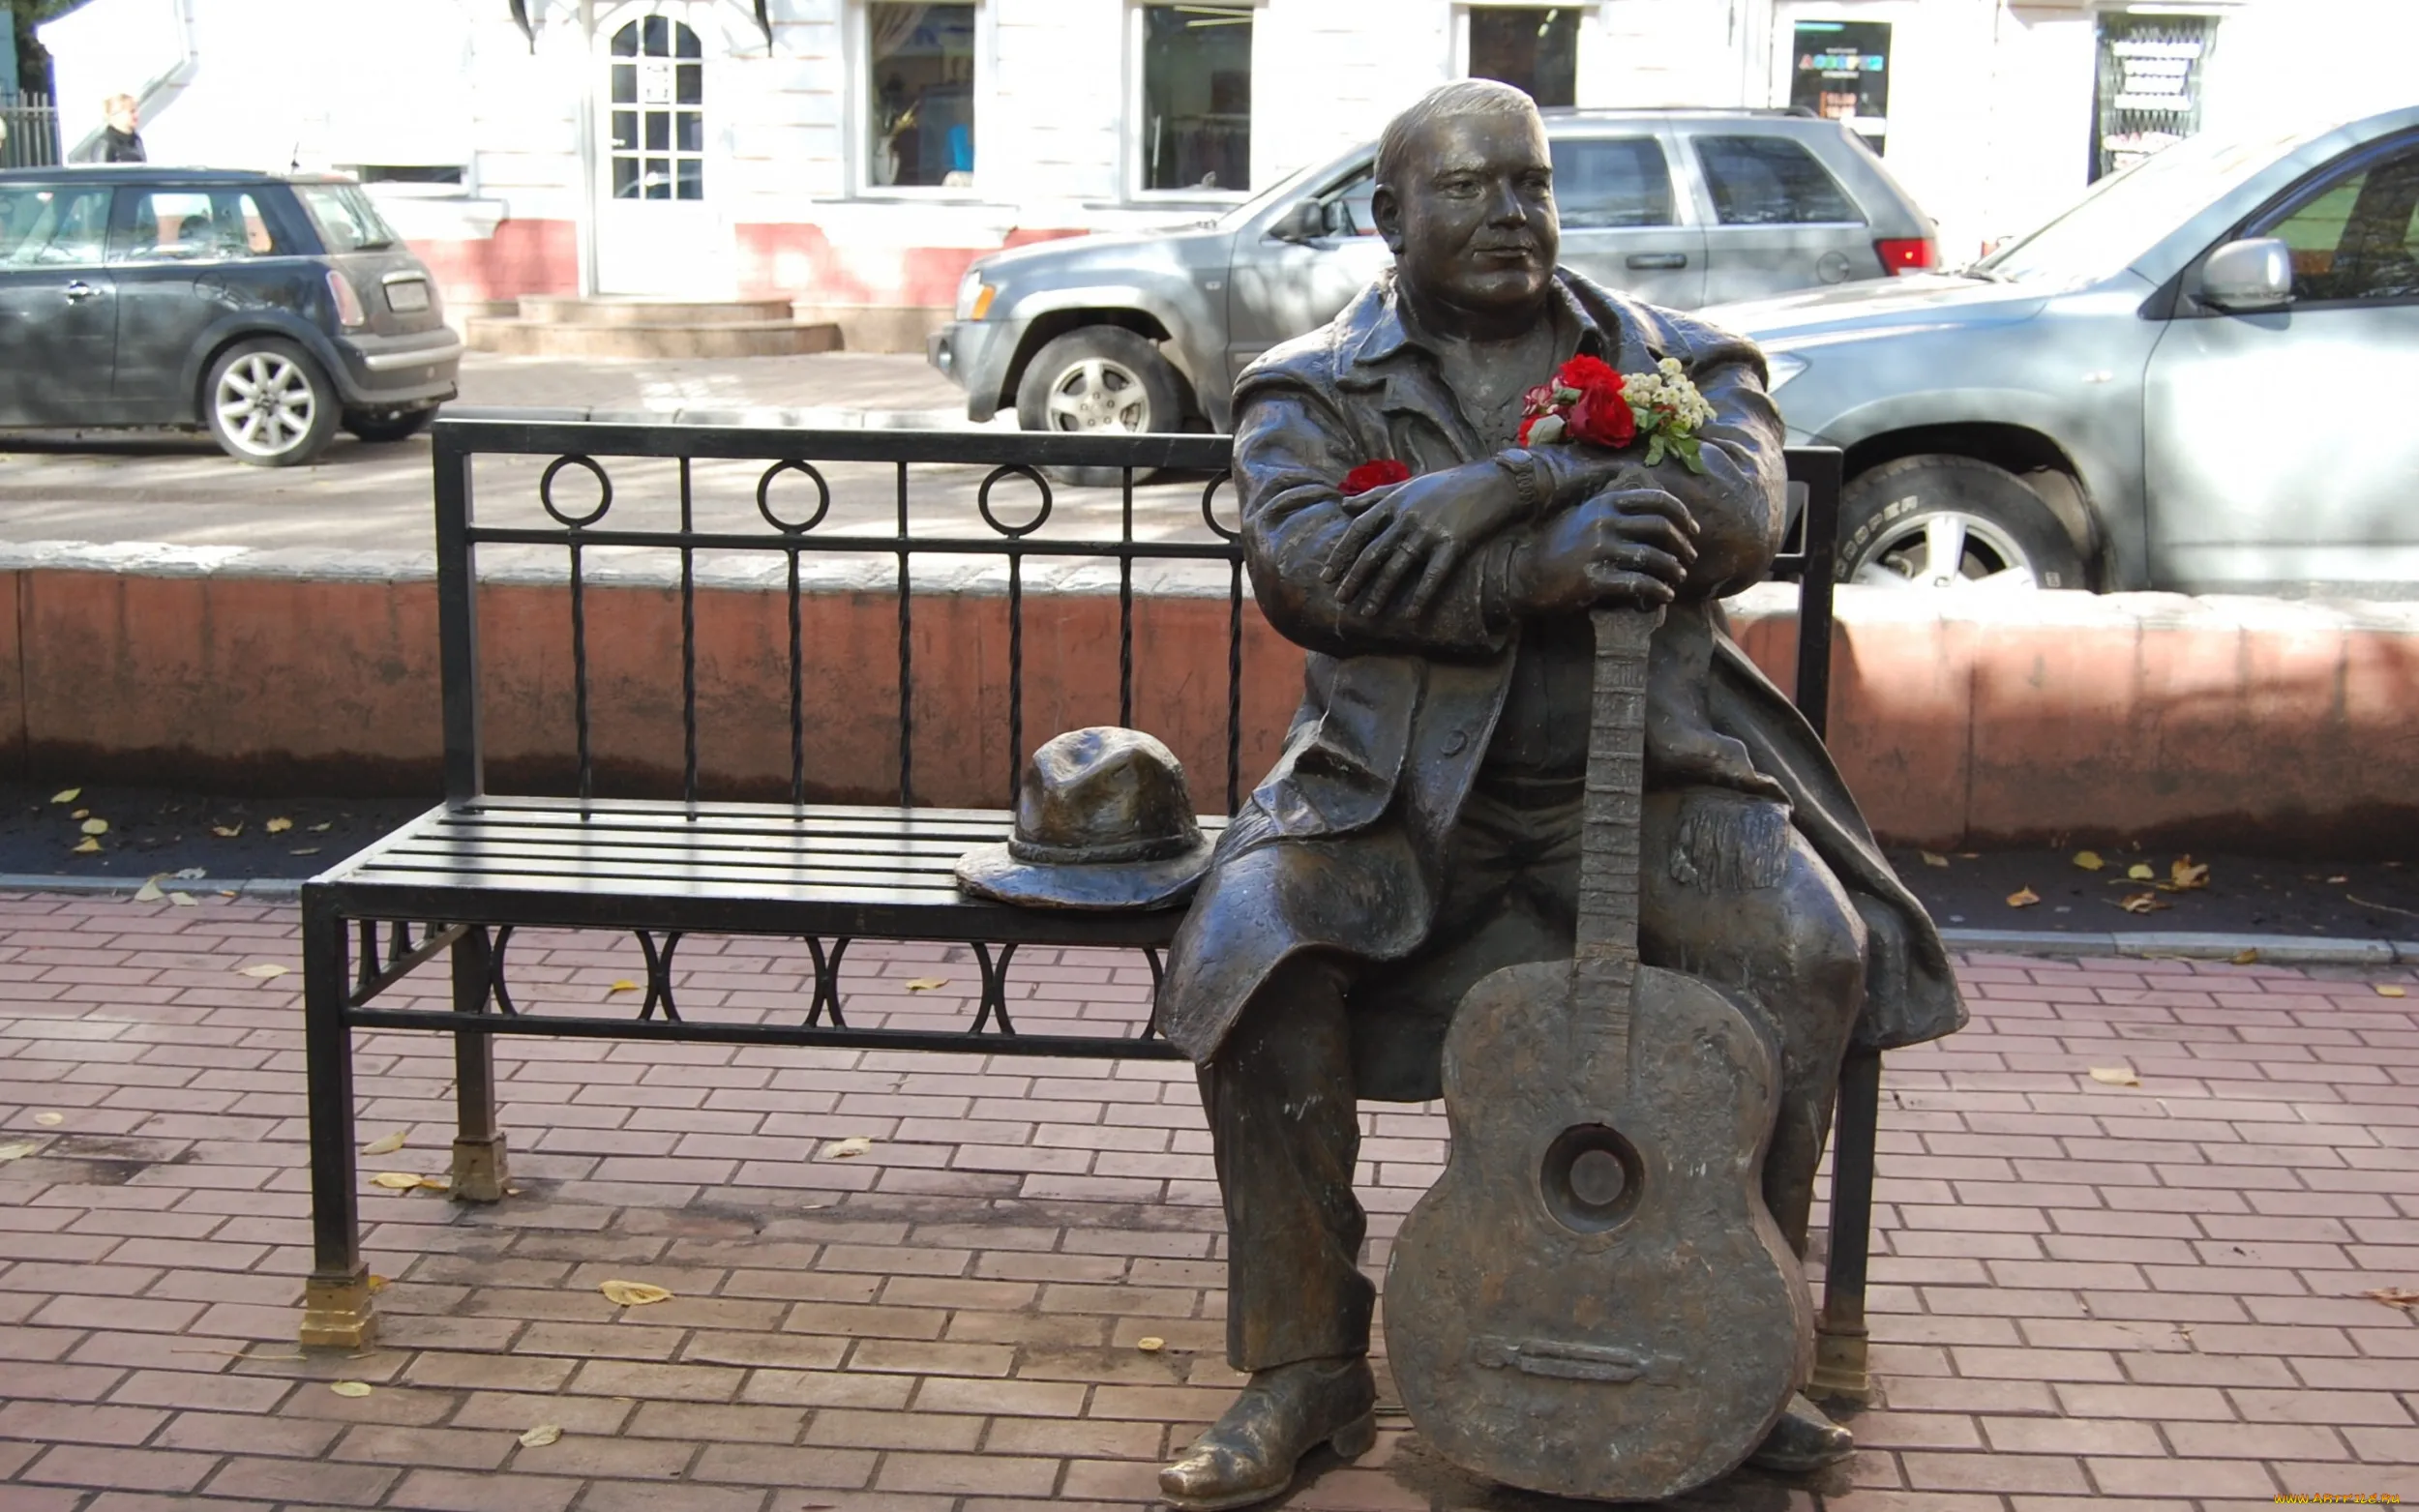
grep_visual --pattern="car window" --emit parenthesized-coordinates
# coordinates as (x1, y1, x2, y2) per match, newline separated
(2253, 144, 2419, 303)
(1329, 170, 1379, 236)
(1692, 134, 1862, 225)
(295, 183, 401, 252)
(0, 185, 111, 267)
(108, 189, 286, 263)
(1550, 136, 1675, 228)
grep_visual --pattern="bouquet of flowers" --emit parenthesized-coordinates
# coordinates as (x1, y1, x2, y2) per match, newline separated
(1516, 355, 1717, 474)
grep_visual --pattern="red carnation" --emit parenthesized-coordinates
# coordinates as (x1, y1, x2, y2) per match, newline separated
(1340, 459, 1412, 497)
(1554, 356, 1634, 448)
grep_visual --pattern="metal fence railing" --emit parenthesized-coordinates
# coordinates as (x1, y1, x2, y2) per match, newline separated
(1, 94, 64, 169)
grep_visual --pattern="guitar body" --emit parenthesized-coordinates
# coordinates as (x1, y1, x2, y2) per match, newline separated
(1385, 608, 1813, 1501)
(1386, 960, 1812, 1499)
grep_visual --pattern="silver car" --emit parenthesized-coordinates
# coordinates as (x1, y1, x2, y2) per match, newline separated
(929, 108, 1934, 474)
(1710, 105, 2419, 596)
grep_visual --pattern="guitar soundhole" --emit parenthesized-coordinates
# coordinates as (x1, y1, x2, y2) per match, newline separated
(1540, 1123, 1644, 1234)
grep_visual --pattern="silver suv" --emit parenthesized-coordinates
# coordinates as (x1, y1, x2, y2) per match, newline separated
(928, 109, 1934, 455)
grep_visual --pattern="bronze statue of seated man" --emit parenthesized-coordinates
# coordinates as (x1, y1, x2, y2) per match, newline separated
(1152, 79, 1966, 1509)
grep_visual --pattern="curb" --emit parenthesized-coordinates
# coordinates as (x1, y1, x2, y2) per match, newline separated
(0, 876, 2409, 966)
(443, 403, 1007, 431)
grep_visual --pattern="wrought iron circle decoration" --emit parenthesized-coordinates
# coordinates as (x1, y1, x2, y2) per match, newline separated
(755, 459, 833, 533)
(538, 455, 614, 528)
(976, 464, 1054, 538)
(1199, 473, 1239, 542)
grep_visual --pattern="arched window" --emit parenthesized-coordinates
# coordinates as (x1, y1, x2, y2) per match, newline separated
(609, 16, 705, 200)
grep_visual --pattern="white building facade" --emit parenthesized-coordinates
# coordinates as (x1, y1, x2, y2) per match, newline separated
(40, 0, 2419, 349)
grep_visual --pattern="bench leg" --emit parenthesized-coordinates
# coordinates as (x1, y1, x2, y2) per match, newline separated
(300, 898, 375, 1349)
(449, 928, 511, 1203)
(1810, 1045, 1883, 1403)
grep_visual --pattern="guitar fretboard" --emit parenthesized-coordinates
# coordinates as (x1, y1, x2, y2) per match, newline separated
(1571, 607, 1659, 1067)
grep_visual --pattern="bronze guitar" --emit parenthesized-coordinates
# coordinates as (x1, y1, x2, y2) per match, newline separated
(1384, 607, 1812, 1501)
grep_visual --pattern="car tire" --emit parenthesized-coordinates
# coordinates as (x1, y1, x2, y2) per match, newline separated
(204, 339, 339, 466)
(1014, 326, 1186, 488)
(344, 406, 438, 443)
(1837, 455, 2088, 590)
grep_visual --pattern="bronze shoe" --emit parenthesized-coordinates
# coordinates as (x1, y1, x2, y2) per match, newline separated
(1746, 1391, 1855, 1474)
(1159, 1355, 1379, 1511)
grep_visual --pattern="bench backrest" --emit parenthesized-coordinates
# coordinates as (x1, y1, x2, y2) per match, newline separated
(432, 420, 1837, 813)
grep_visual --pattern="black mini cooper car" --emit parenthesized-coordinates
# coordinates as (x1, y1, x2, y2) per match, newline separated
(0, 165, 460, 465)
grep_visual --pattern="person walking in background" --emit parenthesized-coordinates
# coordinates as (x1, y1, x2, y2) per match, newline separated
(100, 93, 143, 162)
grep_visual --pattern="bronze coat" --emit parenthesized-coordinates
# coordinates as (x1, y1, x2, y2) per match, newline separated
(1157, 268, 1966, 1067)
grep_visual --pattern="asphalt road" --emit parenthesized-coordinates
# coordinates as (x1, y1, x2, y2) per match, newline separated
(0, 351, 1235, 553)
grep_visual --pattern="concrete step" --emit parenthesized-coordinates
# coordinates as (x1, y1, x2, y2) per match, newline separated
(463, 317, 844, 359)
(514, 296, 800, 327)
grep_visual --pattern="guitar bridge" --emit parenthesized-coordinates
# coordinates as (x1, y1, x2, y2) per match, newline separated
(1473, 1337, 1670, 1383)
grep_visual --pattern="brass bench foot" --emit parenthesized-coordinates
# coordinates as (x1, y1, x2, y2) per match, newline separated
(299, 1271, 378, 1350)
(1807, 1321, 1871, 1405)
(451, 1134, 511, 1203)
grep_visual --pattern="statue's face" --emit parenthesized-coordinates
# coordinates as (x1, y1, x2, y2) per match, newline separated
(1375, 109, 1558, 322)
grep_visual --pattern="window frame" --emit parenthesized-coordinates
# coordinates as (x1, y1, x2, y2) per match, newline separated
(850, 0, 990, 202)
(105, 187, 289, 266)
(1126, 0, 1261, 207)
(1549, 131, 1682, 231)
(2224, 132, 2419, 313)
(0, 183, 115, 270)
(1451, 1, 1601, 104)
(604, 13, 711, 205)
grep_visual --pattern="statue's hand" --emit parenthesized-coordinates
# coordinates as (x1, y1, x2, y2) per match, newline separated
(1508, 487, 1699, 616)
(1323, 471, 1527, 618)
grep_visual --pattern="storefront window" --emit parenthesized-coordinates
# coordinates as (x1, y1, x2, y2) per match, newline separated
(1789, 20, 1891, 155)
(1469, 6, 1579, 109)
(868, 3, 975, 190)
(1141, 3, 1251, 193)
(2092, 13, 2217, 182)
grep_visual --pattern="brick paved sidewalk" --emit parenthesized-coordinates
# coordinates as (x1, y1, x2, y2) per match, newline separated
(0, 892, 2411, 1512)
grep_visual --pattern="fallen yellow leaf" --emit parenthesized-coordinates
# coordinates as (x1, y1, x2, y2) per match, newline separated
(2127, 863, 2156, 881)
(2378, 985, 2409, 998)
(362, 1131, 407, 1157)
(265, 816, 293, 834)
(607, 980, 639, 994)
(367, 1275, 389, 1292)
(2170, 857, 2210, 890)
(237, 964, 290, 979)
(824, 1137, 874, 1159)
(903, 977, 949, 992)
(1918, 851, 1949, 868)
(370, 1171, 427, 1190)
(2073, 850, 2105, 872)
(49, 787, 79, 804)
(2006, 887, 2041, 908)
(2117, 892, 2168, 915)
(79, 817, 107, 836)
(519, 1423, 563, 1448)
(599, 1280, 672, 1307)
(329, 1380, 373, 1398)
(2231, 948, 2260, 965)
(132, 878, 164, 903)
(310, 821, 333, 833)
(211, 823, 243, 838)
(2327, 874, 2349, 884)
(290, 847, 320, 857)
(70, 809, 87, 819)
(0, 1142, 35, 1162)
(2088, 1066, 2141, 1087)
(33, 1112, 62, 1127)
(72, 838, 99, 854)
(2363, 1287, 2419, 1311)
(1135, 1336, 1165, 1352)
(169, 892, 196, 907)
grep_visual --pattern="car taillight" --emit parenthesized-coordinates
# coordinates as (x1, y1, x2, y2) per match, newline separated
(1875, 238, 1935, 275)
(326, 270, 367, 328)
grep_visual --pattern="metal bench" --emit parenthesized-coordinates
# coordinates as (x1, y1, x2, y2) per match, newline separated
(300, 419, 1876, 1401)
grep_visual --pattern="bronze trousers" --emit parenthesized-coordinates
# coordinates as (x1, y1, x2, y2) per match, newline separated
(1197, 782, 1867, 1373)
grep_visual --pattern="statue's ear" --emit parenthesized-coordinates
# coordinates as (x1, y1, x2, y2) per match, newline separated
(1372, 183, 1406, 254)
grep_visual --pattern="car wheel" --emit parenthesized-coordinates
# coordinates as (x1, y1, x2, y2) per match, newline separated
(1837, 455, 2088, 590)
(344, 406, 437, 443)
(205, 339, 339, 466)
(1014, 326, 1185, 488)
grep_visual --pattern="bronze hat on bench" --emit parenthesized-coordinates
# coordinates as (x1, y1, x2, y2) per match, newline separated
(955, 726, 1214, 911)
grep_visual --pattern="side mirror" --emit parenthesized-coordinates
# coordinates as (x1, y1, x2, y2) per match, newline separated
(2200, 237, 2294, 311)
(1269, 199, 1329, 243)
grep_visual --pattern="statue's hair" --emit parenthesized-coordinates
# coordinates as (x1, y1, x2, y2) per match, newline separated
(1373, 79, 1542, 193)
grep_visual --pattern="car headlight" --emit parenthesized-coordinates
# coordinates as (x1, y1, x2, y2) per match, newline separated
(1764, 352, 1808, 392)
(954, 270, 997, 321)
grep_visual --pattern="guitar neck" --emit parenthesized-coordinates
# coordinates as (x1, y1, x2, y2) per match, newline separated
(1572, 608, 1659, 1030)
